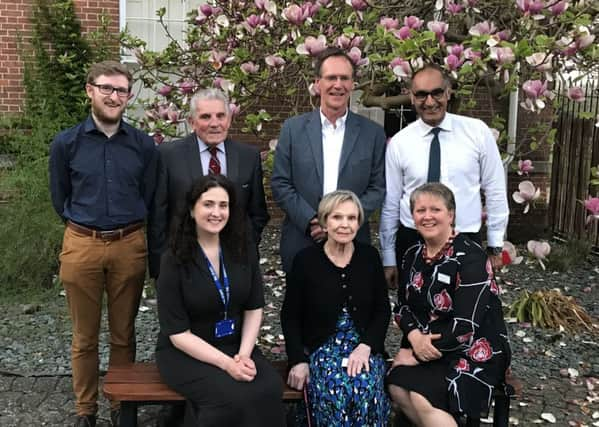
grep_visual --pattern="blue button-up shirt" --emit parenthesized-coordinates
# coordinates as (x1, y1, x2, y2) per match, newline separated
(49, 116, 159, 229)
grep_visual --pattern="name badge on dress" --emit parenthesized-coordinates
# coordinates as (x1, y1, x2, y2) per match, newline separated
(215, 319, 235, 338)
(437, 272, 451, 284)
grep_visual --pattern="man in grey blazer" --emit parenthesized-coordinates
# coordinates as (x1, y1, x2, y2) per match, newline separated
(148, 88, 269, 279)
(271, 48, 386, 272)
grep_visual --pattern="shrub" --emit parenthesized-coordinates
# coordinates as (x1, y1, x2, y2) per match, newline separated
(545, 239, 593, 272)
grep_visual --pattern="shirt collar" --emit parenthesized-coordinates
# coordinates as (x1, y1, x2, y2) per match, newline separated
(416, 112, 453, 137)
(83, 115, 129, 135)
(196, 137, 226, 153)
(319, 109, 348, 130)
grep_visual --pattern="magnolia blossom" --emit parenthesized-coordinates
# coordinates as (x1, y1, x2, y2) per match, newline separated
(520, 79, 552, 112)
(244, 14, 261, 29)
(489, 46, 515, 65)
(335, 34, 362, 49)
(512, 180, 541, 213)
(179, 80, 196, 95)
(444, 54, 463, 71)
(265, 54, 286, 67)
(549, 0, 568, 15)
(469, 20, 496, 36)
(393, 26, 412, 40)
(151, 130, 164, 145)
(308, 82, 320, 96)
(213, 77, 234, 94)
(282, 4, 309, 26)
(391, 57, 422, 80)
(346, 0, 368, 11)
(447, 44, 464, 57)
(559, 27, 596, 56)
(527, 240, 551, 270)
(502, 241, 523, 265)
(446, 2, 464, 14)
(296, 35, 327, 56)
(158, 85, 172, 96)
(566, 86, 585, 102)
(209, 50, 233, 70)
(516, 0, 545, 15)
(347, 47, 369, 67)
(404, 16, 424, 29)
(255, 0, 277, 14)
(229, 102, 240, 116)
(380, 17, 399, 31)
(526, 52, 553, 71)
(583, 197, 599, 224)
(240, 61, 260, 74)
(517, 159, 534, 175)
(427, 21, 449, 43)
(464, 48, 482, 62)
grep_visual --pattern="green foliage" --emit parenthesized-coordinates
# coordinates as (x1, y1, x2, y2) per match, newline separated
(590, 166, 599, 188)
(545, 239, 593, 272)
(508, 289, 595, 333)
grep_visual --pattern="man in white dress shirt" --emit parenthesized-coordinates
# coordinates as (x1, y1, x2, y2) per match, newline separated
(379, 64, 509, 287)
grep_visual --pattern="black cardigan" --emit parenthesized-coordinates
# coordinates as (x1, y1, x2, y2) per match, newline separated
(281, 242, 391, 366)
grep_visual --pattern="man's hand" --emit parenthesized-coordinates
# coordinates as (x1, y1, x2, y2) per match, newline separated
(489, 254, 503, 270)
(384, 266, 398, 289)
(287, 362, 310, 390)
(407, 329, 442, 362)
(309, 217, 326, 242)
(347, 343, 371, 377)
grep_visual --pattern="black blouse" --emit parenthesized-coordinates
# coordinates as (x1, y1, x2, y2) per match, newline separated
(281, 242, 391, 366)
(156, 243, 264, 350)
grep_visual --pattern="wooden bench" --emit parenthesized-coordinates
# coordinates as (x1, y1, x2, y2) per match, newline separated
(103, 361, 301, 427)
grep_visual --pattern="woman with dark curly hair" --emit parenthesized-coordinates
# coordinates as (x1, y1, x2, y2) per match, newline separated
(387, 183, 511, 426)
(155, 174, 285, 426)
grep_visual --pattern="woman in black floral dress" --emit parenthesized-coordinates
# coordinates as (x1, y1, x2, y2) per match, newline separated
(387, 183, 511, 426)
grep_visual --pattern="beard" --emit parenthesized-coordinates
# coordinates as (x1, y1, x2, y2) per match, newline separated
(91, 101, 124, 126)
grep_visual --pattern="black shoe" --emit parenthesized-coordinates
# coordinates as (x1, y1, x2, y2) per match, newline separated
(110, 409, 120, 426)
(74, 414, 96, 427)
(156, 402, 185, 427)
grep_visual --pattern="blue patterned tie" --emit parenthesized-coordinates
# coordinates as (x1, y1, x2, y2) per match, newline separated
(427, 128, 441, 182)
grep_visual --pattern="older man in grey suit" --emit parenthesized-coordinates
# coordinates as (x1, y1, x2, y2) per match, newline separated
(271, 47, 386, 272)
(148, 88, 269, 279)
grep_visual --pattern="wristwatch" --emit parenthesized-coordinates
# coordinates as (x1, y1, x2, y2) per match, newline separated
(487, 246, 503, 256)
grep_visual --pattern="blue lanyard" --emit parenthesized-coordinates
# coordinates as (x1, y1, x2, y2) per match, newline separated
(202, 248, 230, 319)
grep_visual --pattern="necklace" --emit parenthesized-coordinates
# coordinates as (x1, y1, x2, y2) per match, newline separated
(422, 232, 456, 264)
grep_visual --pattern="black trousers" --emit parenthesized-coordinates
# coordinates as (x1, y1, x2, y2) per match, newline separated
(394, 223, 482, 270)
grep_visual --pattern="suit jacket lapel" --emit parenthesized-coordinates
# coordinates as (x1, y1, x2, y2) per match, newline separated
(224, 140, 239, 182)
(339, 111, 360, 175)
(307, 110, 323, 187)
(185, 134, 204, 183)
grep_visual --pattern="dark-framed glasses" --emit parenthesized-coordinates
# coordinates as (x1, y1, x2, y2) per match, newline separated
(412, 87, 447, 101)
(89, 82, 130, 98)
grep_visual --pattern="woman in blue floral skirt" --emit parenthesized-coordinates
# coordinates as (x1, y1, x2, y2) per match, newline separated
(281, 190, 391, 426)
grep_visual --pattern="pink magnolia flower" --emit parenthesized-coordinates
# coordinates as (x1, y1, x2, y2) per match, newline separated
(240, 61, 260, 74)
(308, 82, 320, 96)
(347, 47, 369, 67)
(464, 48, 482, 62)
(497, 30, 512, 41)
(380, 17, 399, 31)
(393, 26, 412, 40)
(512, 180, 541, 213)
(390, 57, 412, 80)
(296, 35, 327, 56)
(549, 0, 568, 15)
(334, 35, 362, 49)
(527, 240, 551, 270)
(576, 33, 595, 50)
(151, 131, 164, 145)
(447, 44, 464, 57)
(526, 52, 553, 71)
(245, 14, 261, 28)
(158, 85, 172, 96)
(265, 54, 286, 67)
(516, 0, 545, 15)
(446, 2, 464, 14)
(229, 103, 240, 116)
(566, 87, 585, 102)
(517, 159, 534, 175)
(521, 80, 552, 112)
(469, 20, 496, 36)
(404, 16, 424, 29)
(283, 4, 308, 26)
(583, 197, 599, 224)
(346, 0, 368, 11)
(444, 54, 463, 71)
(179, 80, 195, 95)
(502, 241, 523, 265)
(489, 46, 515, 66)
(213, 77, 234, 94)
(209, 50, 232, 70)
(255, 0, 277, 14)
(427, 21, 449, 43)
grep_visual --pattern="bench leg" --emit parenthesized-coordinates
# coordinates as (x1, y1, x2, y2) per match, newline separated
(493, 394, 510, 427)
(119, 402, 138, 427)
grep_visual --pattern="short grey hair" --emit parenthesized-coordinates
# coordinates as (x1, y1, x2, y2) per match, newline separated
(189, 88, 230, 118)
(317, 190, 364, 228)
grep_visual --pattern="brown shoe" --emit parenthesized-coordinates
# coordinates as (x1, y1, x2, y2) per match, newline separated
(74, 414, 96, 427)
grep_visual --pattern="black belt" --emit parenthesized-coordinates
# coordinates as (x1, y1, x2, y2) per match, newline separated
(67, 221, 144, 241)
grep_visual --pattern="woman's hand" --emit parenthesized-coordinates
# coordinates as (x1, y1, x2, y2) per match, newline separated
(391, 348, 419, 368)
(407, 329, 442, 362)
(347, 343, 371, 377)
(287, 362, 310, 390)
(224, 355, 257, 382)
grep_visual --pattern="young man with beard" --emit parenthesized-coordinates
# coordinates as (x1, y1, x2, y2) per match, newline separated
(379, 64, 509, 289)
(49, 61, 159, 427)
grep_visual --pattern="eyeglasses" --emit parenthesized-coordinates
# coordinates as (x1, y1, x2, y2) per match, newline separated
(89, 83, 130, 97)
(412, 87, 447, 101)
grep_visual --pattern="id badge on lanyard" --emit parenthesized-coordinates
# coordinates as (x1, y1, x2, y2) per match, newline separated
(203, 248, 235, 338)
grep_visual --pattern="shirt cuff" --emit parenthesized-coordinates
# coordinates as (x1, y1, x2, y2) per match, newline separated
(486, 230, 505, 248)
(382, 249, 397, 267)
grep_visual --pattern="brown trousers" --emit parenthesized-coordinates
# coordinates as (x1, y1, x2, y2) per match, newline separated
(59, 226, 146, 416)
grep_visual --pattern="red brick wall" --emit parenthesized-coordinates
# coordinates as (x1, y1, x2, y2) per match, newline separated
(0, 0, 119, 115)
